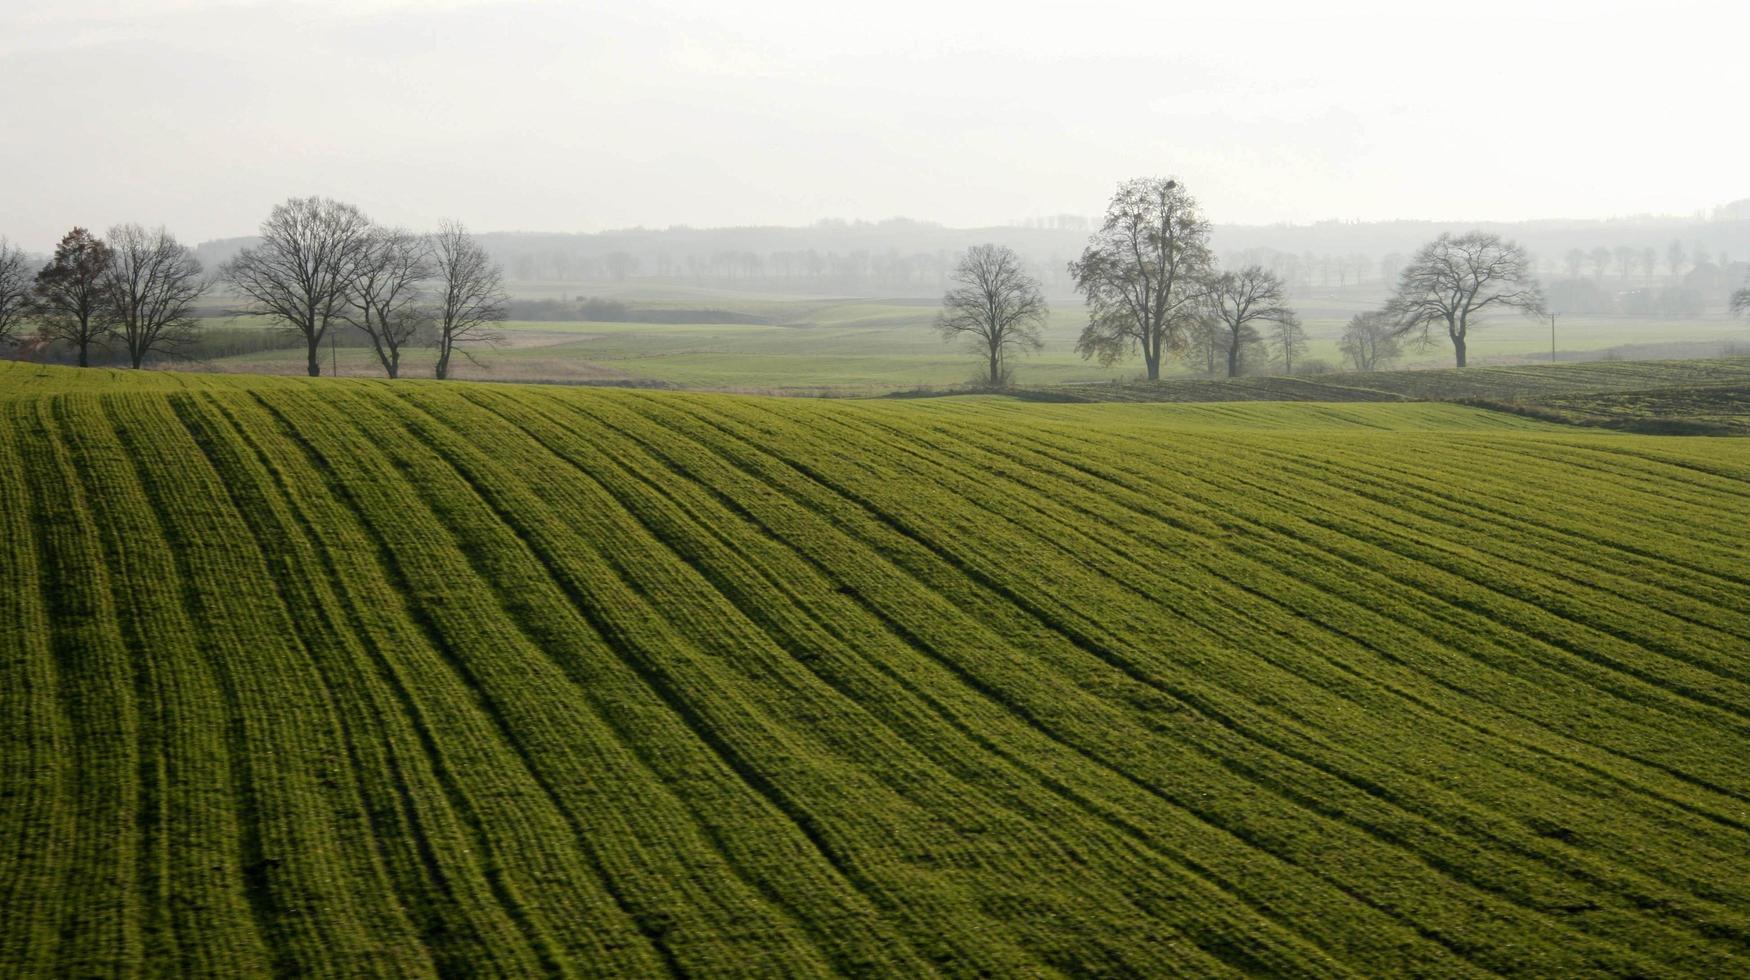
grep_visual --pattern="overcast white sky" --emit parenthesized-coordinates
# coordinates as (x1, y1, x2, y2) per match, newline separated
(2, 0, 1745, 250)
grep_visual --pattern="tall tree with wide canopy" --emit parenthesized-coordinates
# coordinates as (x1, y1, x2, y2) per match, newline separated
(0, 238, 32, 348)
(936, 244, 1047, 387)
(222, 197, 373, 377)
(1380, 231, 1544, 368)
(430, 221, 506, 380)
(32, 227, 115, 367)
(104, 223, 207, 368)
(1201, 265, 1299, 377)
(1069, 177, 1212, 380)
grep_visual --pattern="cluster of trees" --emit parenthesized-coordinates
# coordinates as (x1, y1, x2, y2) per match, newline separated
(0, 198, 508, 379)
(938, 179, 1305, 386)
(937, 179, 1569, 383)
(1223, 247, 1395, 293)
(0, 226, 206, 368)
(510, 244, 963, 293)
(223, 198, 507, 378)
(1560, 240, 1734, 283)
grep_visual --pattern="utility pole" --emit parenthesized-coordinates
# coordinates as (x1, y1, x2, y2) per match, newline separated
(1549, 312, 1557, 364)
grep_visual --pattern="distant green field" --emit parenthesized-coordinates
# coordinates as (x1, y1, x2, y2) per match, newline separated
(175, 286, 1750, 392)
(4, 362, 1750, 975)
(1024, 357, 1750, 433)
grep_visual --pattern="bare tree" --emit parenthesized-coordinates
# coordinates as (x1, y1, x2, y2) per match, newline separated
(1187, 315, 1222, 376)
(1271, 317, 1308, 375)
(1666, 239, 1687, 280)
(33, 228, 116, 367)
(1069, 177, 1213, 380)
(1587, 247, 1612, 280)
(936, 244, 1047, 387)
(1339, 311, 1402, 372)
(1640, 246, 1659, 280)
(0, 238, 33, 348)
(1379, 231, 1543, 368)
(1563, 248, 1585, 280)
(1732, 273, 1750, 318)
(1613, 246, 1637, 280)
(1347, 252, 1374, 284)
(430, 221, 506, 379)
(342, 227, 431, 378)
(604, 251, 639, 281)
(1201, 265, 1299, 377)
(221, 197, 373, 377)
(103, 224, 207, 369)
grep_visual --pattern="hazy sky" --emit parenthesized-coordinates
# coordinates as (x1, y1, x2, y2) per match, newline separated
(3, 0, 1746, 250)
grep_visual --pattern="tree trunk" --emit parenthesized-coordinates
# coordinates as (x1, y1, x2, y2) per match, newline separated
(435, 345, 450, 380)
(1452, 333, 1467, 368)
(131, 348, 144, 369)
(1144, 347, 1161, 381)
(988, 347, 1000, 388)
(76, 341, 89, 368)
(306, 335, 322, 377)
(1227, 335, 1241, 378)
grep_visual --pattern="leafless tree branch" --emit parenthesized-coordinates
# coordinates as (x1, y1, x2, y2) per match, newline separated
(104, 223, 207, 369)
(1339, 311, 1402, 372)
(1201, 265, 1298, 377)
(341, 226, 431, 379)
(1378, 231, 1543, 368)
(0, 238, 32, 349)
(937, 244, 1047, 387)
(220, 197, 374, 377)
(430, 221, 507, 380)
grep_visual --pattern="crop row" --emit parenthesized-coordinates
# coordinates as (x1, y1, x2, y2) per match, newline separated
(2, 371, 1747, 975)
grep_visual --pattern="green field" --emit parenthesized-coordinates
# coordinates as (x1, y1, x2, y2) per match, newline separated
(1017, 357, 1750, 434)
(179, 287, 1750, 393)
(3, 361, 1750, 975)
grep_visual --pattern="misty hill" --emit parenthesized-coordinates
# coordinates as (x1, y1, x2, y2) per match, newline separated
(192, 210, 1750, 302)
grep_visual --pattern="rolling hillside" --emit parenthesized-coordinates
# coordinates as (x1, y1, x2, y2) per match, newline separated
(1021, 357, 1750, 434)
(3, 362, 1749, 976)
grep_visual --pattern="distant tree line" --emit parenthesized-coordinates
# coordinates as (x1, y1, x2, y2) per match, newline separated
(1542, 238, 1745, 318)
(499, 240, 1403, 299)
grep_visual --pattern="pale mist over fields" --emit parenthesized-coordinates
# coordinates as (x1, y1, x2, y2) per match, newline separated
(2, 0, 1746, 249)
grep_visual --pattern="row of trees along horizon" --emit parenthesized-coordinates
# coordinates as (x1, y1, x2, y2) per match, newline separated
(940, 177, 1750, 385)
(4, 182, 1749, 381)
(0, 200, 508, 377)
(487, 236, 1746, 305)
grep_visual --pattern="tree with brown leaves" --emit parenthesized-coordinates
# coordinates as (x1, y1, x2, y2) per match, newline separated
(33, 228, 116, 367)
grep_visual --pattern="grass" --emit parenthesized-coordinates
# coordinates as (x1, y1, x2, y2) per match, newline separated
(161, 285, 1750, 392)
(3, 360, 1749, 975)
(1020, 357, 1750, 432)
